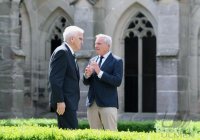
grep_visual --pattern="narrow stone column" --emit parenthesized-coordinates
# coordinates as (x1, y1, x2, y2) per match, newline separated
(72, 0, 96, 116)
(157, 0, 179, 116)
(74, 0, 95, 51)
(0, 0, 25, 118)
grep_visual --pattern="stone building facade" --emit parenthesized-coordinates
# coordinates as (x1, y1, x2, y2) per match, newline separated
(0, 0, 199, 120)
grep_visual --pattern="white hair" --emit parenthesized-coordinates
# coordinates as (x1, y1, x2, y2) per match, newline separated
(96, 34, 112, 47)
(63, 26, 84, 42)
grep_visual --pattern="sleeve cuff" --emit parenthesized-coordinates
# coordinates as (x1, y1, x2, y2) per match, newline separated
(84, 73, 90, 79)
(97, 70, 103, 78)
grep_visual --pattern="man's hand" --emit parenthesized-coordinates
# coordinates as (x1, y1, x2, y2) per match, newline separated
(90, 62, 100, 74)
(85, 65, 93, 78)
(57, 102, 66, 115)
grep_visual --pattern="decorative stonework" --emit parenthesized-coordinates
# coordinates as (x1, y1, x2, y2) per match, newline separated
(50, 17, 68, 42)
(70, 0, 98, 6)
(124, 13, 155, 38)
(50, 16, 70, 54)
(87, 0, 98, 5)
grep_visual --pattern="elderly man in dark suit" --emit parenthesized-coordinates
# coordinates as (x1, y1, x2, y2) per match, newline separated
(83, 34, 123, 131)
(48, 26, 84, 129)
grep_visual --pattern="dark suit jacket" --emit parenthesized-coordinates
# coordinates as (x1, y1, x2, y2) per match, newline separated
(49, 43, 80, 111)
(83, 53, 123, 109)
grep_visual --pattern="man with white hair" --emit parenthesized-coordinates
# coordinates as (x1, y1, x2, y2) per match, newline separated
(83, 34, 123, 131)
(49, 25, 84, 129)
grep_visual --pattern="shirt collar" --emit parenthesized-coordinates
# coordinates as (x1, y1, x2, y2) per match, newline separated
(99, 51, 111, 59)
(65, 42, 75, 55)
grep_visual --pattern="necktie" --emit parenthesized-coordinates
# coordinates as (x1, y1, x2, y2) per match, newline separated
(98, 56, 104, 67)
(73, 54, 78, 70)
(73, 54, 80, 79)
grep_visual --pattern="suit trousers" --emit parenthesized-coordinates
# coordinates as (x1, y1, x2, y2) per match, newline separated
(87, 101, 117, 131)
(56, 109, 78, 129)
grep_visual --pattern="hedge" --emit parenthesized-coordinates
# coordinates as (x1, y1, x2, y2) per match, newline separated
(0, 119, 200, 135)
(0, 119, 155, 132)
(0, 126, 199, 140)
(155, 120, 200, 135)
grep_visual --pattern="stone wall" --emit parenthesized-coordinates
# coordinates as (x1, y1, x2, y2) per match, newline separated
(188, 0, 200, 118)
(156, 0, 179, 114)
(177, 0, 190, 118)
(0, 0, 25, 118)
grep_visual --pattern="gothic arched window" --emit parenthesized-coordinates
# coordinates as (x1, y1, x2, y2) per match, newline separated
(50, 17, 70, 54)
(124, 12, 157, 113)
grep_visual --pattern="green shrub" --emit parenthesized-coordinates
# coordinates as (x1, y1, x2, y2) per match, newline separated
(0, 118, 200, 135)
(117, 120, 155, 132)
(0, 126, 199, 140)
(0, 118, 57, 127)
(0, 119, 156, 132)
(155, 120, 200, 135)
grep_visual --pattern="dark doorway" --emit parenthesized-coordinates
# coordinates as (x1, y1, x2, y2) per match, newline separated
(124, 12, 156, 113)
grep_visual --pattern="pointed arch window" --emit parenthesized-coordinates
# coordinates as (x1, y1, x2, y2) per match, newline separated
(124, 12, 156, 113)
(50, 17, 70, 54)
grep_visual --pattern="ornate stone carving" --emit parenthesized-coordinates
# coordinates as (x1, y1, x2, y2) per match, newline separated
(70, 0, 98, 6)
(124, 12, 155, 38)
(69, 0, 78, 5)
(87, 0, 98, 5)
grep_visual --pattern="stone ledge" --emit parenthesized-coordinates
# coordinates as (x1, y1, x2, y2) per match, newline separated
(118, 113, 181, 121)
(118, 112, 199, 121)
(157, 48, 179, 57)
(11, 46, 25, 59)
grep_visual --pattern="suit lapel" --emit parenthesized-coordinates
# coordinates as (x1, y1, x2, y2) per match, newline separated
(101, 53, 113, 69)
(64, 43, 80, 80)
